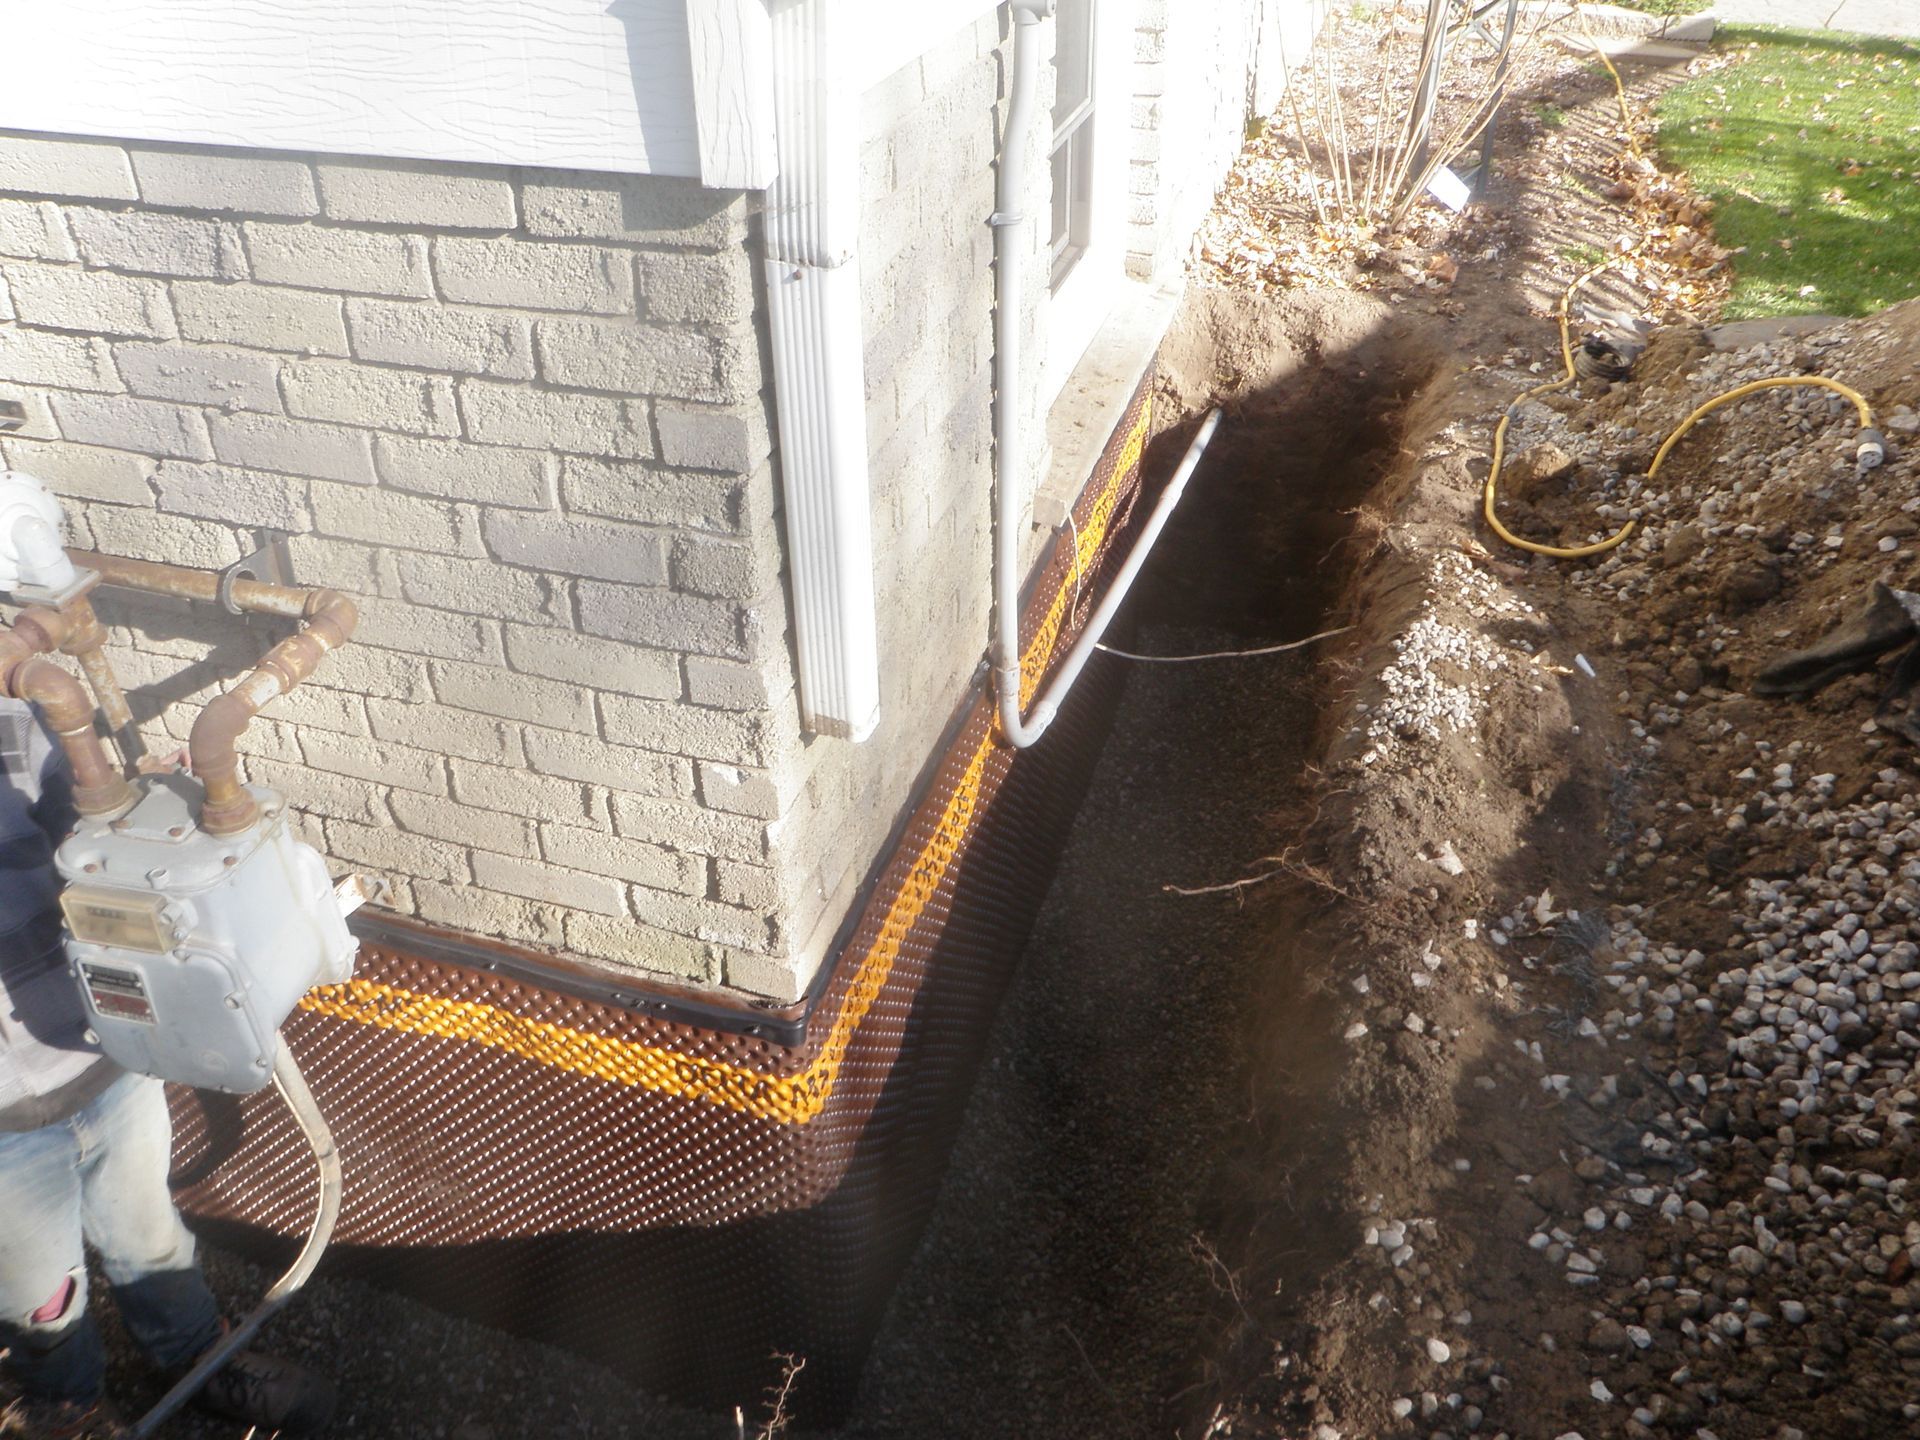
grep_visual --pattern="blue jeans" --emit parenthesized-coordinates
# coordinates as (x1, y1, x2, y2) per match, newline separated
(0, 1071, 221, 1403)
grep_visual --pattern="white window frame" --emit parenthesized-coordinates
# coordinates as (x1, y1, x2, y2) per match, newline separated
(1041, 0, 1134, 406)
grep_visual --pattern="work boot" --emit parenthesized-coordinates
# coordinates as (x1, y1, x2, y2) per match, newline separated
(1751, 581, 1920, 696)
(0, 1396, 125, 1440)
(190, 1344, 336, 1434)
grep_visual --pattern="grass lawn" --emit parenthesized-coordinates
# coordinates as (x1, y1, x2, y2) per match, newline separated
(1655, 26, 1920, 319)
(1607, 0, 1711, 16)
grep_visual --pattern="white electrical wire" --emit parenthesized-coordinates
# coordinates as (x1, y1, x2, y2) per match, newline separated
(1095, 624, 1354, 664)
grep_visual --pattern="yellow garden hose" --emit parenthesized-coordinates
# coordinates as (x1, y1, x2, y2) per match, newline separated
(1482, 20, 1883, 560)
(1482, 262, 1639, 559)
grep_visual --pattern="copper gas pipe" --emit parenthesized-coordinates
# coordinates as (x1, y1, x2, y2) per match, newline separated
(55, 591, 143, 768)
(0, 609, 134, 816)
(188, 588, 357, 835)
(68, 549, 313, 620)
(64, 549, 358, 836)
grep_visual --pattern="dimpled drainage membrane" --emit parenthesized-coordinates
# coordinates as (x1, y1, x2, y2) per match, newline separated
(167, 373, 1159, 1419)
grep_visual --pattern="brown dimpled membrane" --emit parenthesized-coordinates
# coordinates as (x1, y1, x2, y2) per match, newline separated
(168, 370, 1159, 1418)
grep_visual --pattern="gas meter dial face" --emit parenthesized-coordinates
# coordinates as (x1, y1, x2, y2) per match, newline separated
(61, 886, 169, 953)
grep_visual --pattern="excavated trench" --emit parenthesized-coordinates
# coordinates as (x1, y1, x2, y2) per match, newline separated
(85, 293, 1447, 1440)
(840, 291, 1445, 1439)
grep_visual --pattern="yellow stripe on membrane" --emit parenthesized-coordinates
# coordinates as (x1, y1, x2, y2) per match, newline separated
(299, 396, 1153, 1126)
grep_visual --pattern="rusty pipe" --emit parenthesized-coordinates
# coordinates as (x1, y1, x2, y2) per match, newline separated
(0, 616, 134, 816)
(191, 589, 358, 835)
(66, 549, 312, 620)
(55, 592, 144, 768)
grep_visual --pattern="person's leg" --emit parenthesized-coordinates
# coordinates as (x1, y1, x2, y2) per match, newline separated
(74, 1072, 221, 1372)
(0, 1118, 105, 1404)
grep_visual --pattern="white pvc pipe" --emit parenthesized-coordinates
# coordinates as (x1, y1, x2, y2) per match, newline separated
(990, 0, 1221, 748)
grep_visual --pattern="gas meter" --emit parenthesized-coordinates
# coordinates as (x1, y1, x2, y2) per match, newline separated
(57, 773, 356, 1094)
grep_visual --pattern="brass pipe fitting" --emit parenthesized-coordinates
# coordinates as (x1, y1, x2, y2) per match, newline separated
(190, 589, 358, 836)
(58, 593, 140, 756)
(0, 620, 133, 816)
(57, 548, 358, 835)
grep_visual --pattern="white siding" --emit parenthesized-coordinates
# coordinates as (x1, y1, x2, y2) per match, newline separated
(0, 0, 703, 179)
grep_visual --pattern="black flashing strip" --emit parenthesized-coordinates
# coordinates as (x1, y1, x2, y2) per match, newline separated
(346, 909, 819, 1049)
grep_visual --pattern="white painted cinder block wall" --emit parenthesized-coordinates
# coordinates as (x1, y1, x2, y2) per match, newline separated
(0, 133, 810, 999)
(0, 0, 1305, 1007)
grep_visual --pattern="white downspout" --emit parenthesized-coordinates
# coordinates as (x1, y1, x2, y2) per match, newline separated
(990, 0, 1220, 749)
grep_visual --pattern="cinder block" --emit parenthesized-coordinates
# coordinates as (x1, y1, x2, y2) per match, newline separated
(171, 281, 348, 355)
(129, 147, 319, 217)
(316, 158, 516, 229)
(366, 697, 524, 766)
(0, 199, 77, 261)
(345, 298, 534, 379)
(279, 533, 396, 596)
(519, 171, 748, 250)
(242, 757, 387, 825)
(562, 914, 718, 982)
(695, 760, 782, 819)
(285, 359, 458, 436)
(415, 879, 567, 949)
(451, 758, 599, 827)
(428, 658, 596, 734)
(392, 550, 571, 628)
(293, 640, 431, 703)
(629, 889, 770, 953)
(309, 480, 483, 555)
(300, 728, 447, 796)
(255, 682, 368, 736)
(243, 224, 432, 299)
(575, 582, 746, 660)
(0, 132, 136, 202)
(669, 532, 778, 600)
(712, 857, 781, 910)
(501, 624, 680, 699)
(560, 457, 742, 532)
(3, 265, 176, 338)
(115, 342, 283, 413)
(721, 949, 808, 1005)
(326, 816, 473, 885)
(522, 725, 693, 799)
(432, 236, 632, 314)
(638, 248, 756, 326)
(598, 693, 766, 766)
(389, 788, 539, 860)
(349, 593, 503, 665)
(541, 822, 701, 894)
(66, 209, 244, 280)
(82, 503, 240, 569)
(373, 435, 551, 509)
(0, 328, 121, 393)
(532, 316, 732, 400)
(210, 412, 375, 485)
(0, 273, 11, 322)
(152, 460, 311, 531)
(456, 379, 650, 458)
(682, 654, 789, 713)
(654, 400, 770, 473)
(607, 793, 771, 862)
(49, 394, 210, 459)
(0, 439, 153, 504)
(481, 509, 667, 586)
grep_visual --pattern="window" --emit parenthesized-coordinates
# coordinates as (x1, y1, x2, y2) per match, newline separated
(1049, 0, 1097, 290)
(1041, 0, 1128, 406)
